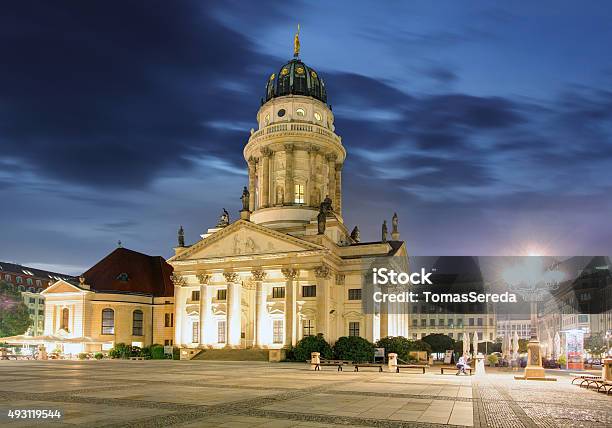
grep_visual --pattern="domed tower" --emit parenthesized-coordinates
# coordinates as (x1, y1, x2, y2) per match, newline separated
(244, 28, 346, 231)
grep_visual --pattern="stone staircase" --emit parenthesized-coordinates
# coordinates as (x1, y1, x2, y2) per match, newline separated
(190, 348, 270, 361)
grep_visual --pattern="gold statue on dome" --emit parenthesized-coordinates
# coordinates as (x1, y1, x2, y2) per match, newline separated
(294, 24, 300, 57)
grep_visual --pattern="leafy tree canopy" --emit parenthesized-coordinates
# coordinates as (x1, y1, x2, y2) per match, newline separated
(0, 281, 32, 337)
(422, 333, 455, 353)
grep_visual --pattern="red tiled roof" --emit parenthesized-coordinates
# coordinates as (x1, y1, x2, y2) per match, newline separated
(82, 248, 173, 297)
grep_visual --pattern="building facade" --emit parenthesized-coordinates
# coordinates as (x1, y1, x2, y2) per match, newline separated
(497, 318, 531, 340)
(169, 41, 409, 349)
(42, 248, 175, 354)
(0, 262, 75, 336)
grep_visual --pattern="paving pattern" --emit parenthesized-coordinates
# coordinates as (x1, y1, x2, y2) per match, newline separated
(0, 360, 610, 427)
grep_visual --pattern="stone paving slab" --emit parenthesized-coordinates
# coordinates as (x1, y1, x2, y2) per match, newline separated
(1, 361, 611, 427)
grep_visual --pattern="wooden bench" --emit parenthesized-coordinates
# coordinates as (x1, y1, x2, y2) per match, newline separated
(129, 356, 145, 361)
(396, 364, 427, 374)
(440, 366, 473, 375)
(314, 359, 352, 371)
(570, 373, 601, 387)
(354, 363, 384, 372)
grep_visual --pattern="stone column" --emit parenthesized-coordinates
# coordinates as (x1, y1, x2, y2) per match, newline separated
(260, 147, 272, 208)
(224, 272, 241, 347)
(197, 274, 210, 346)
(247, 157, 258, 212)
(315, 264, 332, 341)
(335, 162, 342, 216)
(326, 153, 337, 205)
(284, 144, 294, 205)
(307, 145, 319, 207)
(251, 269, 267, 348)
(282, 268, 299, 347)
(171, 273, 187, 346)
(379, 283, 389, 339)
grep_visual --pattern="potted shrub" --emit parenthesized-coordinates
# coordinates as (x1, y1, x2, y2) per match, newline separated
(558, 354, 567, 369)
(487, 354, 499, 367)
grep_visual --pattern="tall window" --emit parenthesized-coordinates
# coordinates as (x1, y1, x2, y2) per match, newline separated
(302, 285, 316, 297)
(102, 308, 114, 334)
(217, 320, 226, 343)
(349, 322, 360, 337)
(16, 276, 22, 284)
(191, 290, 200, 301)
(165, 313, 174, 327)
(132, 310, 144, 336)
(273, 319, 284, 344)
(272, 287, 285, 299)
(61, 308, 69, 330)
(217, 289, 227, 301)
(26, 278, 33, 285)
(302, 319, 314, 337)
(294, 184, 305, 204)
(4, 274, 10, 282)
(348, 289, 362, 300)
(192, 321, 199, 343)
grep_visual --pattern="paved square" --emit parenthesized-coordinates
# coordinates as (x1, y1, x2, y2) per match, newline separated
(0, 361, 610, 427)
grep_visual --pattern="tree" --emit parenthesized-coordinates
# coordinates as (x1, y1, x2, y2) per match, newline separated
(422, 334, 455, 354)
(376, 336, 411, 361)
(584, 334, 608, 358)
(0, 281, 32, 337)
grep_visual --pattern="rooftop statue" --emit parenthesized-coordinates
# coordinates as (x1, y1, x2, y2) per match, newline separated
(217, 208, 230, 228)
(382, 220, 388, 243)
(241, 186, 250, 211)
(350, 226, 361, 243)
(178, 225, 185, 247)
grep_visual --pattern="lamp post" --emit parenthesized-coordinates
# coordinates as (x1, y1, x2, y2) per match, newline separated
(502, 258, 563, 380)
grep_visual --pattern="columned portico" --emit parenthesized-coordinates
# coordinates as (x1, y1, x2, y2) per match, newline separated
(251, 269, 267, 347)
(224, 272, 241, 347)
(282, 268, 299, 347)
(197, 273, 211, 346)
(315, 264, 332, 340)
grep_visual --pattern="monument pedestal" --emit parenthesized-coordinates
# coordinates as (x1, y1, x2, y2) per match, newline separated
(240, 209, 250, 221)
(514, 338, 556, 381)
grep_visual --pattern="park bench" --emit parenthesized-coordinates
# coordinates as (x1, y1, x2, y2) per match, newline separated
(440, 366, 473, 375)
(129, 356, 145, 361)
(570, 373, 601, 387)
(395, 364, 427, 374)
(353, 363, 384, 372)
(313, 359, 352, 371)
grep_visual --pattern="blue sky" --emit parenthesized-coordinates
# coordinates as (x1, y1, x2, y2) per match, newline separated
(1, 1, 611, 275)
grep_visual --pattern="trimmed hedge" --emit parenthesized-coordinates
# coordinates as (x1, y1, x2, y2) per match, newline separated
(293, 334, 332, 361)
(333, 336, 375, 362)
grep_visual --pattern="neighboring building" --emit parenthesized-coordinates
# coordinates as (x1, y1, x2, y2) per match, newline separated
(408, 258, 497, 343)
(537, 256, 612, 355)
(41, 248, 175, 354)
(169, 35, 409, 349)
(497, 318, 531, 340)
(0, 262, 75, 336)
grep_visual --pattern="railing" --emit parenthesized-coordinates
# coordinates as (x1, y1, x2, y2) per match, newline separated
(248, 122, 341, 145)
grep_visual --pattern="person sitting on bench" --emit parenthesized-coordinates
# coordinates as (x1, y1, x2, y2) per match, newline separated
(456, 353, 471, 375)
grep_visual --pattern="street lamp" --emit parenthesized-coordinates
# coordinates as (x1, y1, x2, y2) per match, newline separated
(502, 257, 564, 380)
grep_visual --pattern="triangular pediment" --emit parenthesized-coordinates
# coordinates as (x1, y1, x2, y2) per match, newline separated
(169, 220, 324, 262)
(41, 280, 86, 295)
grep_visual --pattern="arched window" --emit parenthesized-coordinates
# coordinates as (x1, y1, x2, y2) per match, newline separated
(26, 278, 33, 285)
(61, 308, 69, 330)
(16, 276, 23, 284)
(132, 310, 143, 336)
(101, 308, 114, 335)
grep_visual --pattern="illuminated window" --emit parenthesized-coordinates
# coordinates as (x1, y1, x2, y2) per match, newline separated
(61, 308, 69, 330)
(101, 308, 114, 335)
(294, 184, 304, 204)
(303, 319, 314, 337)
(273, 319, 284, 344)
(264, 114, 270, 125)
(314, 111, 322, 121)
(296, 108, 305, 117)
(349, 322, 360, 337)
(217, 320, 226, 343)
(165, 313, 174, 327)
(192, 321, 199, 343)
(132, 310, 144, 336)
